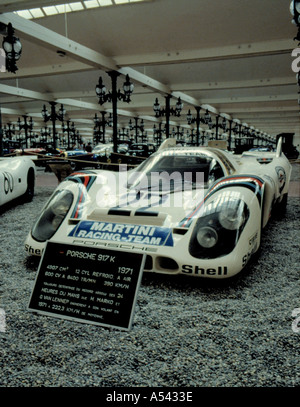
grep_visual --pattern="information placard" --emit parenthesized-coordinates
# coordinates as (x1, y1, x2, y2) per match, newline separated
(28, 241, 145, 331)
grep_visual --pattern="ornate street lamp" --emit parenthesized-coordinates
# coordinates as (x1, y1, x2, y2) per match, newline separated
(153, 96, 183, 118)
(40, 126, 51, 143)
(220, 116, 227, 131)
(129, 118, 144, 142)
(95, 73, 134, 104)
(186, 107, 203, 145)
(62, 120, 76, 149)
(3, 122, 15, 139)
(42, 102, 66, 149)
(93, 112, 113, 144)
(290, 1, 300, 42)
(95, 71, 134, 153)
(290, 2, 300, 104)
(17, 115, 34, 148)
(2, 23, 22, 74)
(118, 127, 130, 140)
(201, 110, 218, 138)
(153, 95, 183, 138)
(153, 123, 166, 147)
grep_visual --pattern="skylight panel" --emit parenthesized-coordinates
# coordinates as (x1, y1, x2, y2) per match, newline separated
(15, 10, 33, 19)
(69, 2, 85, 11)
(29, 8, 45, 18)
(15, 0, 151, 19)
(42, 6, 59, 16)
(55, 4, 72, 13)
(83, 0, 100, 8)
(98, 0, 113, 5)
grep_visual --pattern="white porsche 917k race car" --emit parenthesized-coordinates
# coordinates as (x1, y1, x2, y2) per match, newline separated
(0, 156, 36, 207)
(25, 138, 291, 279)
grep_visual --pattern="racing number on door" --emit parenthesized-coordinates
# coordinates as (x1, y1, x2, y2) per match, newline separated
(3, 172, 14, 195)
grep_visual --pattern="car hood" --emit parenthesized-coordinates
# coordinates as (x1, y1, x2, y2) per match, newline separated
(67, 170, 207, 229)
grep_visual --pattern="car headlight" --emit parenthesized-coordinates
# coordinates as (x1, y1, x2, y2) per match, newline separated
(31, 190, 73, 242)
(218, 199, 246, 230)
(189, 198, 249, 259)
(196, 226, 218, 248)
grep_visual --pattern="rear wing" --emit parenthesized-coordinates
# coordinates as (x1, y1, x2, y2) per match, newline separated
(157, 138, 177, 151)
(276, 137, 283, 158)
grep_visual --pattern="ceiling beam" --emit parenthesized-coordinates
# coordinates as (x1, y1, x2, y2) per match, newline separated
(173, 77, 296, 92)
(0, 107, 25, 115)
(115, 39, 295, 66)
(0, 61, 95, 79)
(224, 106, 299, 113)
(0, 13, 179, 99)
(200, 94, 297, 105)
(0, 12, 118, 71)
(55, 98, 99, 111)
(118, 67, 171, 95)
(0, 12, 296, 141)
(0, 83, 53, 101)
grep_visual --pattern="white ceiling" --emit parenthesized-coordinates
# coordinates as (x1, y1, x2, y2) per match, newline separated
(0, 0, 299, 146)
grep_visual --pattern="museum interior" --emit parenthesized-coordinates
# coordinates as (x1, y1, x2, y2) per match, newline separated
(0, 0, 299, 159)
(1, 1, 300, 390)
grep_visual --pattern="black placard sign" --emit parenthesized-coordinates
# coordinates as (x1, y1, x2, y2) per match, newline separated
(28, 241, 145, 331)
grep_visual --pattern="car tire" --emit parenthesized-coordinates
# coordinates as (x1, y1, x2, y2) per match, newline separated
(273, 193, 288, 217)
(23, 168, 35, 202)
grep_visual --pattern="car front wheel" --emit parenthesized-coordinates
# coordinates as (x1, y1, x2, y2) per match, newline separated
(23, 169, 35, 202)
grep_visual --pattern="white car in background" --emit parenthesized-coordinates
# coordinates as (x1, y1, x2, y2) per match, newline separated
(0, 156, 36, 207)
(92, 143, 113, 156)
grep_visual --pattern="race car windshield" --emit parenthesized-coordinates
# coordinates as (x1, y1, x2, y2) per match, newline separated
(127, 153, 223, 191)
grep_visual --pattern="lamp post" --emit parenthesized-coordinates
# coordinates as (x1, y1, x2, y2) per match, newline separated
(186, 107, 203, 146)
(201, 110, 221, 139)
(2, 23, 22, 74)
(290, 1, 300, 42)
(17, 115, 34, 148)
(202, 110, 216, 134)
(93, 112, 112, 144)
(214, 116, 220, 140)
(62, 120, 76, 149)
(95, 71, 134, 153)
(118, 127, 130, 141)
(153, 123, 166, 147)
(171, 126, 185, 143)
(227, 120, 233, 150)
(129, 118, 144, 142)
(219, 116, 230, 144)
(41, 102, 65, 149)
(153, 95, 183, 138)
(40, 126, 51, 144)
(3, 123, 15, 139)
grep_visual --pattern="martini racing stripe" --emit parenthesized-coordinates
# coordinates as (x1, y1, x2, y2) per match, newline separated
(66, 172, 97, 219)
(179, 175, 265, 228)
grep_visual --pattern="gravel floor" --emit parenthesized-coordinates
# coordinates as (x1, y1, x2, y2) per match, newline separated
(0, 164, 299, 388)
